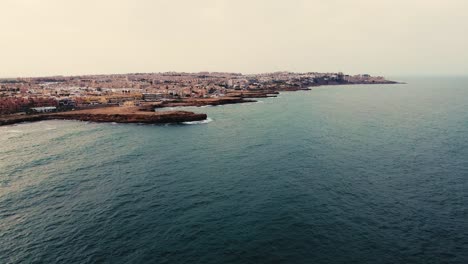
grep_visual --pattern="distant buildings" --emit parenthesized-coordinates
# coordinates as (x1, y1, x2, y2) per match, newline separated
(0, 72, 394, 115)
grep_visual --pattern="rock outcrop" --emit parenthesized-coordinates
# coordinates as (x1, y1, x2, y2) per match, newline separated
(46, 111, 207, 124)
(0, 107, 207, 126)
(140, 97, 256, 111)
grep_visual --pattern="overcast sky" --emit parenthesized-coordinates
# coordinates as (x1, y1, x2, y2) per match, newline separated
(1, 0, 467, 77)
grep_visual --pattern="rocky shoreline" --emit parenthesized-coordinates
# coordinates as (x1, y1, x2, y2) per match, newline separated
(139, 97, 257, 111)
(0, 107, 207, 126)
(139, 90, 283, 111)
(1, 82, 400, 127)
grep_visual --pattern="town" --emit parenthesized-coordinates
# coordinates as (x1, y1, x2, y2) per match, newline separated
(0, 71, 394, 115)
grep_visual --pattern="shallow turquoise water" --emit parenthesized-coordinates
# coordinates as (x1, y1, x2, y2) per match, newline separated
(1, 77, 467, 263)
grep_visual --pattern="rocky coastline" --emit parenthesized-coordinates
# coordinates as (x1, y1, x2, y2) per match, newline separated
(0, 107, 207, 126)
(139, 97, 257, 111)
(1, 81, 401, 127)
(139, 90, 283, 111)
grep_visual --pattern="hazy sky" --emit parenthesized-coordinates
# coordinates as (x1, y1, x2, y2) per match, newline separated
(1, 0, 467, 77)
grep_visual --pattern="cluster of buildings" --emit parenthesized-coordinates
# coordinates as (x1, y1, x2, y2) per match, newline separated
(0, 71, 392, 115)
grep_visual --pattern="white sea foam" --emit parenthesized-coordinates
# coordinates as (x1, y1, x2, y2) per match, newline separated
(182, 117, 213, 125)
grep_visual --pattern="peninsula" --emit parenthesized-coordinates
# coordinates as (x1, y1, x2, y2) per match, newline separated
(0, 71, 397, 126)
(0, 107, 207, 126)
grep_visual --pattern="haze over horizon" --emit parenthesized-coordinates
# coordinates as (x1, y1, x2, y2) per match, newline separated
(1, 0, 467, 78)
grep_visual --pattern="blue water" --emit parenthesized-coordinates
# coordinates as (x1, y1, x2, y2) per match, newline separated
(1, 77, 467, 263)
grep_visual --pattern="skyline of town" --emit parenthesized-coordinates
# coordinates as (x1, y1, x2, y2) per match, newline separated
(0, 71, 394, 115)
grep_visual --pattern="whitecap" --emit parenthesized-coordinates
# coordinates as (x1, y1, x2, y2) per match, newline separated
(182, 117, 213, 125)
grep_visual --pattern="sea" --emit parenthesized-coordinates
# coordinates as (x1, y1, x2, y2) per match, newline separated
(1, 77, 467, 264)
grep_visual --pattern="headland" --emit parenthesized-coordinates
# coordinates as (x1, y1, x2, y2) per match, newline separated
(0, 107, 207, 126)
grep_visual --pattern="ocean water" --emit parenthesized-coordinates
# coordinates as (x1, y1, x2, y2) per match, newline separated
(1, 77, 467, 264)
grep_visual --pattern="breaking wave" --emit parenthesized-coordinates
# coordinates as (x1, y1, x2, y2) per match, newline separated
(182, 117, 213, 125)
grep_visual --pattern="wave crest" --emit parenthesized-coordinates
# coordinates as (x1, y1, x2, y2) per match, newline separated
(182, 117, 213, 125)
